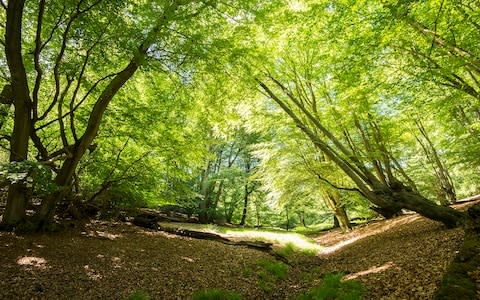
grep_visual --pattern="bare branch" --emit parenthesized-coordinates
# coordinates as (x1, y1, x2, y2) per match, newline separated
(58, 76, 74, 150)
(428, 0, 444, 57)
(38, 0, 104, 121)
(316, 173, 364, 194)
(69, 22, 110, 142)
(35, 72, 120, 131)
(32, 0, 46, 120)
(40, 5, 66, 52)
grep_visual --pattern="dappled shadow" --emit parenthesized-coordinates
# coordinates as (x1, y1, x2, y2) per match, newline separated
(316, 214, 421, 255)
(81, 230, 122, 240)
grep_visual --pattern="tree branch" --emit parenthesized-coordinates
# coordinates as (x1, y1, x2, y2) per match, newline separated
(38, 0, 104, 121)
(32, 0, 46, 120)
(35, 72, 119, 131)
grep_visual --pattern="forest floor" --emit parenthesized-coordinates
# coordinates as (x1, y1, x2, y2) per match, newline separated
(0, 202, 477, 299)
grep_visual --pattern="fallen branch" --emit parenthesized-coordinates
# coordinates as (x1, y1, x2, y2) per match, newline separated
(155, 225, 291, 265)
(130, 213, 290, 265)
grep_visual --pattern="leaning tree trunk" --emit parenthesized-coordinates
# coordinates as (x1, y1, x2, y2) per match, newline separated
(259, 79, 466, 228)
(415, 119, 456, 205)
(1, 0, 32, 229)
(285, 205, 290, 231)
(389, 188, 464, 228)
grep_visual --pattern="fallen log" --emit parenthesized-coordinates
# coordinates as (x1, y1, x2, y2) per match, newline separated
(134, 222, 290, 265)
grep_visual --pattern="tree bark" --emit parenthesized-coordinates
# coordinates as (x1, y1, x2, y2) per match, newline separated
(285, 205, 290, 231)
(2, 0, 32, 229)
(323, 190, 351, 232)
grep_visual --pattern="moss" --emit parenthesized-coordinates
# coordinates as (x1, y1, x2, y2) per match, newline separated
(434, 232, 480, 299)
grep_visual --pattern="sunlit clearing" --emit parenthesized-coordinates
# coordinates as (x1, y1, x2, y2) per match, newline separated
(343, 262, 395, 280)
(319, 215, 421, 255)
(16, 256, 47, 269)
(225, 230, 321, 253)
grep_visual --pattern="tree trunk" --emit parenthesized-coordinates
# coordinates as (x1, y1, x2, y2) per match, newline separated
(1, 0, 32, 229)
(389, 188, 464, 228)
(285, 205, 290, 231)
(239, 182, 254, 226)
(415, 119, 456, 205)
(198, 160, 212, 224)
(32, 38, 152, 229)
(333, 215, 340, 228)
(239, 189, 249, 226)
(323, 190, 351, 232)
(254, 201, 261, 227)
(297, 211, 307, 227)
(208, 180, 223, 223)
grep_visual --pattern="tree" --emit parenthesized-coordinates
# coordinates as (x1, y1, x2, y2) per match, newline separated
(0, 0, 259, 230)
(251, 0, 465, 227)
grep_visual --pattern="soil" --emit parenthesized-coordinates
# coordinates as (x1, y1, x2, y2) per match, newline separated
(0, 203, 476, 299)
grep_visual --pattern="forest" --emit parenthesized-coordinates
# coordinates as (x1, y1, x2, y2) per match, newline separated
(0, 0, 479, 299)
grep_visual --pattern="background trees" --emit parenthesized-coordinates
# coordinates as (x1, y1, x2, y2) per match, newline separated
(0, 0, 478, 231)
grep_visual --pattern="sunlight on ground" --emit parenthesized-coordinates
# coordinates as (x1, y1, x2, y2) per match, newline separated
(156, 222, 322, 253)
(84, 265, 103, 281)
(319, 215, 421, 255)
(343, 262, 395, 280)
(81, 230, 122, 240)
(224, 230, 322, 253)
(16, 256, 48, 269)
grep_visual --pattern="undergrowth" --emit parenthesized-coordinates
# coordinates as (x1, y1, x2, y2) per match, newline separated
(126, 290, 150, 300)
(297, 272, 364, 300)
(192, 288, 242, 300)
(254, 258, 289, 292)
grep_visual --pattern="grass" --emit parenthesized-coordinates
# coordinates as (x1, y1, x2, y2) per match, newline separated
(126, 290, 150, 300)
(257, 258, 289, 280)
(192, 289, 242, 300)
(297, 272, 364, 300)
(248, 258, 290, 293)
(276, 242, 319, 258)
(294, 224, 333, 236)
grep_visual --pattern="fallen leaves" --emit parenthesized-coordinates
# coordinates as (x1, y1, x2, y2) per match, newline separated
(0, 213, 467, 299)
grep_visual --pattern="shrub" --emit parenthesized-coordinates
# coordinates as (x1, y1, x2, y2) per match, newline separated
(276, 242, 297, 257)
(297, 272, 363, 300)
(257, 259, 289, 280)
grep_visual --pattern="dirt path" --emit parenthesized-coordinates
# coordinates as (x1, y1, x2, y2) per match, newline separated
(0, 210, 469, 299)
